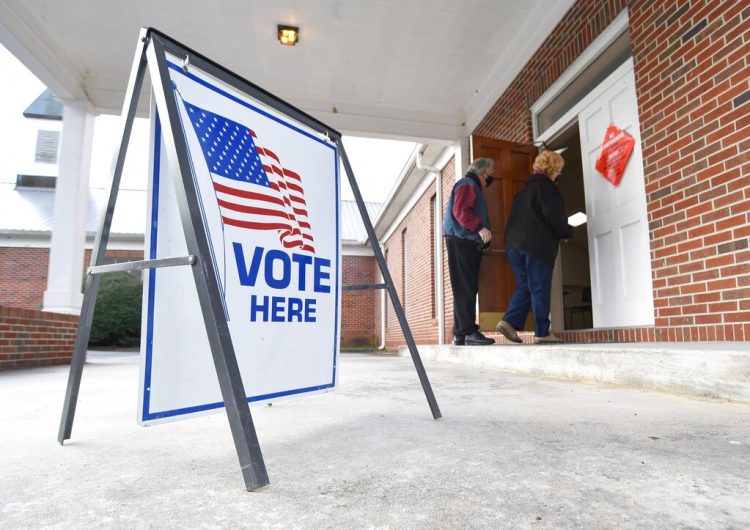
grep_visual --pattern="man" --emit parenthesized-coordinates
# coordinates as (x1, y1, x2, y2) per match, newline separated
(443, 157, 495, 346)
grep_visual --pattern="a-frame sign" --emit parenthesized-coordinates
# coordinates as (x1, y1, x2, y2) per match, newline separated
(57, 28, 441, 491)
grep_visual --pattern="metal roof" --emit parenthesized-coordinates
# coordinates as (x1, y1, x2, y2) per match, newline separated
(22, 89, 63, 120)
(340, 200, 381, 243)
(0, 184, 145, 237)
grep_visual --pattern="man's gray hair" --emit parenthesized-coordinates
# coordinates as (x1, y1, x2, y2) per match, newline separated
(468, 157, 493, 174)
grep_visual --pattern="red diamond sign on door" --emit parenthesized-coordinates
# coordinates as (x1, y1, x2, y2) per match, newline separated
(595, 124, 635, 187)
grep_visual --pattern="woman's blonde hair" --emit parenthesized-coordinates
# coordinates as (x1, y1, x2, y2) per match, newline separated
(533, 150, 564, 175)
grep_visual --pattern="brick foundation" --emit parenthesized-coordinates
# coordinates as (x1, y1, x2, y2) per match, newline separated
(0, 306, 79, 370)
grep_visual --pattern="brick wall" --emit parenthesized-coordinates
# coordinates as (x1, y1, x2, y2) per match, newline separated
(0, 247, 145, 312)
(83, 249, 145, 264)
(1, 245, 380, 352)
(0, 247, 145, 369)
(383, 220, 406, 348)
(473, 0, 750, 341)
(380, 159, 459, 350)
(0, 305, 79, 370)
(475, 0, 630, 143)
(631, 1, 750, 339)
(372, 255, 383, 347)
(382, 186, 436, 350)
(340, 255, 378, 347)
(0, 247, 50, 310)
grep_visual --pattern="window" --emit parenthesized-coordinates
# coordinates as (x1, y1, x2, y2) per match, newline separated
(401, 228, 408, 310)
(35, 130, 60, 164)
(15, 174, 56, 189)
(536, 29, 631, 135)
(384, 249, 389, 328)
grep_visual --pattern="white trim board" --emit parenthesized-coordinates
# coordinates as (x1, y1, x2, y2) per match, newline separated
(534, 57, 634, 145)
(531, 9, 630, 141)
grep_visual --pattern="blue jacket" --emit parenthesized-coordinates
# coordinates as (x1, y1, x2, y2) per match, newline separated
(443, 173, 490, 250)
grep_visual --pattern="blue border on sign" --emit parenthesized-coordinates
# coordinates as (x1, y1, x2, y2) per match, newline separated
(141, 64, 340, 422)
(141, 115, 162, 422)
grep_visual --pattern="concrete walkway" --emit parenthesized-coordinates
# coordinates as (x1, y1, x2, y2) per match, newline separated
(1, 351, 749, 528)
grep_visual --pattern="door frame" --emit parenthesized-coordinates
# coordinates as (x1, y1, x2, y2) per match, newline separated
(531, 9, 630, 140)
(533, 57, 655, 331)
(534, 57, 634, 147)
(528, 9, 635, 332)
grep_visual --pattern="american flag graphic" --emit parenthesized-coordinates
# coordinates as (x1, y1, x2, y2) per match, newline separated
(182, 99, 315, 253)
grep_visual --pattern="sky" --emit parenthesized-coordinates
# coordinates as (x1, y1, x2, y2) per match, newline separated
(0, 44, 415, 204)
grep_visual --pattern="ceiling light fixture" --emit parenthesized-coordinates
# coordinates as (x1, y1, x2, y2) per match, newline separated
(277, 25, 299, 46)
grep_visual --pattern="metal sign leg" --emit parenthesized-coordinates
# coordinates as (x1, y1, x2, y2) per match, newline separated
(58, 29, 150, 445)
(338, 141, 442, 420)
(147, 34, 269, 490)
(58, 275, 101, 444)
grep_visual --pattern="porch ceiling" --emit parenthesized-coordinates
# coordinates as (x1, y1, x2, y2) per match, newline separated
(0, 0, 573, 142)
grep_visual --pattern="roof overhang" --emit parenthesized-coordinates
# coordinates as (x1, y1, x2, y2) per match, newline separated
(0, 0, 574, 142)
(372, 142, 452, 243)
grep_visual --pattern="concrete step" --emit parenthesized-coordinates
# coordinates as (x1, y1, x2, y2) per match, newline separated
(399, 342, 750, 403)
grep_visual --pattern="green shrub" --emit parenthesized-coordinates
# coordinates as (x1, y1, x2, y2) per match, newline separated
(89, 272, 143, 347)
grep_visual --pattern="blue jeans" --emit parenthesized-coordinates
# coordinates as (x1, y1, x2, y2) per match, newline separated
(503, 248, 553, 337)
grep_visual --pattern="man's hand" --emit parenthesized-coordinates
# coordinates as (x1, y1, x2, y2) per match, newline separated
(479, 227, 492, 244)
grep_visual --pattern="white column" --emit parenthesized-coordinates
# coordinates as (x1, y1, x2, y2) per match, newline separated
(456, 136, 470, 180)
(434, 159, 445, 345)
(43, 99, 95, 314)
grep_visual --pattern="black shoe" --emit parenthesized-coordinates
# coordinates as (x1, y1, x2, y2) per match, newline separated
(464, 330, 495, 346)
(452, 335, 465, 346)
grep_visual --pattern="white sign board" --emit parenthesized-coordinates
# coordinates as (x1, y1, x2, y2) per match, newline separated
(138, 55, 341, 424)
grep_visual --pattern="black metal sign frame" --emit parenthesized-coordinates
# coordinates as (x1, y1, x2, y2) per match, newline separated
(57, 27, 441, 492)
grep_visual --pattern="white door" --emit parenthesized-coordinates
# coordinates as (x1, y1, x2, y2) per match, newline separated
(578, 60, 654, 327)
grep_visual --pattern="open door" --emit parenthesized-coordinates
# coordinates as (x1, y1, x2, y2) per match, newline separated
(578, 61, 654, 327)
(471, 136, 536, 331)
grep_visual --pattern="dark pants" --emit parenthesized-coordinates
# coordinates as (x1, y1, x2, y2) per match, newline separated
(446, 237, 482, 337)
(503, 248, 553, 337)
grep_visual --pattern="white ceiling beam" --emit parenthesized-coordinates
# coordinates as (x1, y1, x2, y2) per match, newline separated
(0, 1, 90, 104)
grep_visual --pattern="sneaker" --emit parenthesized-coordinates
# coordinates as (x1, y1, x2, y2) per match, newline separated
(534, 333, 563, 344)
(452, 335, 465, 346)
(464, 330, 495, 346)
(495, 320, 522, 343)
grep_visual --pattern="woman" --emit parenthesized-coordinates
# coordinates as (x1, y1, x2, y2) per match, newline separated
(496, 150, 573, 344)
